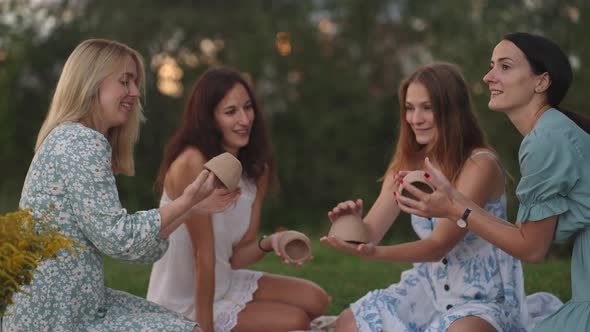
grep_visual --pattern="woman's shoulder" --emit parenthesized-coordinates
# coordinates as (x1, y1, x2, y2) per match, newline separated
(164, 147, 208, 198)
(529, 108, 583, 140)
(522, 110, 582, 156)
(167, 146, 208, 180)
(466, 148, 501, 169)
(174, 146, 207, 168)
(456, 148, 505, 199)
(55, 121, 104, 138)
(44, 122, 109, 151)
(460, 148, 504, 183)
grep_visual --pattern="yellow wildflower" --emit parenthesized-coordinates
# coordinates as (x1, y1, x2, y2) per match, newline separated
(0, 208, 82, 316)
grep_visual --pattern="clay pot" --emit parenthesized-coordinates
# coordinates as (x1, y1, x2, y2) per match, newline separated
(398, 170, 435, 200)
(328, 214, 370, 244)
(203, 152, 242, 191)
(278, 230, 312, 263)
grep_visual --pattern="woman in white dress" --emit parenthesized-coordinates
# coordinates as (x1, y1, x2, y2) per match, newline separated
(147, 67, 330, 332)
(2, 39, 238, 332)
(321, 62, 561, 331)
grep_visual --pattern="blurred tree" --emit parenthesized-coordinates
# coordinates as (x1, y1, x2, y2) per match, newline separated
(1, 0, 588, 248)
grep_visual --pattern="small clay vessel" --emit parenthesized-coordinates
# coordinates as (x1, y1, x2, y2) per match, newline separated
(278, 230, 312, 263)
(328, 214, 370, 244)
(399, 170, 435, 200)
(203, 152, 242, 191)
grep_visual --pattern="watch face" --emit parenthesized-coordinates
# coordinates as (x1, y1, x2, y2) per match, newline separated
(457, 219, 467, 228)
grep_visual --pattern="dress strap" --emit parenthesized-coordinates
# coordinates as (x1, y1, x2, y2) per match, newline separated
(470, 150, 498, 160)
(469, 150, 507, 185)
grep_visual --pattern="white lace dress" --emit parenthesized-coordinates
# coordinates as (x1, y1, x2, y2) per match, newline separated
(147, 176, 263, 332)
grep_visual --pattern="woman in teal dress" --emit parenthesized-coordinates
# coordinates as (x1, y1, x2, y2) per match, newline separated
(396, 32, 590, 331)
(2, 39, 239, 332)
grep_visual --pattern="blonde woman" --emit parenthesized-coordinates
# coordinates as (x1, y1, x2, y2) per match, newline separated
(2, 39, 238, 332)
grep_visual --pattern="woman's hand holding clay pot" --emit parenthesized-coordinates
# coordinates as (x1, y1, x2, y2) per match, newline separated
(264, 231, 313, 268)
(327, 199, 363, 223)
(320, 234, 377, 259)
(392, 170, 411, 187)
(396, 158, 468, 220)
(190, 186, 241, 216)
(322, 199, 374, 257)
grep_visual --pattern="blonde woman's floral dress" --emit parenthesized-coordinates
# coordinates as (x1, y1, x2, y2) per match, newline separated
(2, 122, 198, 332)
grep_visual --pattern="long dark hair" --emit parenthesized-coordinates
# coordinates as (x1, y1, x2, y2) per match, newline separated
(387, 62, 491, 183)
(156, 67, 277, 192)
(504, 32, 590, 134)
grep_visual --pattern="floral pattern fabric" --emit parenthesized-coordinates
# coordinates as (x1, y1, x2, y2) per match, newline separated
(351, 195, 534, 332)
(2, 122, 197, 332)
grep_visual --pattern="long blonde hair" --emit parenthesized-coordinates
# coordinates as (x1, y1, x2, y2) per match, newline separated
(35, 39, 146, 175)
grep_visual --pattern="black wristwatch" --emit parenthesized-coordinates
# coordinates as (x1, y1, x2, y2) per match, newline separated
(456, 208, 472, 229)
(257, 235, 273, 253)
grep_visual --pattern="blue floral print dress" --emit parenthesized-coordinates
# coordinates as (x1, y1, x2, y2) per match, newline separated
(351, 194, 542, 332)
(2, 122, 198, 332)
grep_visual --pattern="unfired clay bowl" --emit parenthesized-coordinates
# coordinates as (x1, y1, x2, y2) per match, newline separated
(328, 214, 370, 244)
(278, 230, 312, 263)
(398, 170, 435, 200)
(203, 152, 242, 191)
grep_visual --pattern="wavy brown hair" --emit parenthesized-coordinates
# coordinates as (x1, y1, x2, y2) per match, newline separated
(387, 62, 490, 183)
(156, 67, 276, 192)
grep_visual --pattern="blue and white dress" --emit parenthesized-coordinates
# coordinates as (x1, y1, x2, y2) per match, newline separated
(351, 192, 561, 331)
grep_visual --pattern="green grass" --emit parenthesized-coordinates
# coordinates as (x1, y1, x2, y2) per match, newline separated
(104, 238, 572, 315)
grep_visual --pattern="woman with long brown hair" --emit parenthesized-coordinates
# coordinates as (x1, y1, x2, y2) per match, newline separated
(2, 39, 238, 332)
(321, 62, 560, 331)
(397, 32, 590, 332)
(147, 67, 329, 332)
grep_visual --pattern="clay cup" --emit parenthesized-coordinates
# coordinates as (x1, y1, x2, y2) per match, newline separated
(399, 170, 435, 200)
(328, 214, 370, 244)
(203, 152, 242, 191)
(278, 230, 312, 263)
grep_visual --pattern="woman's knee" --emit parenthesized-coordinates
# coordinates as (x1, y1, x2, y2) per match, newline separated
(304, 282, 330, 317)
(283, 306, 312, 330)
(447, 316, 497, 332)
(335, 308, 358, 332)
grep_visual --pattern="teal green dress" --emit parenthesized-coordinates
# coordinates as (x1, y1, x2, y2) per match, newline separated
(516, 109, 590, 331)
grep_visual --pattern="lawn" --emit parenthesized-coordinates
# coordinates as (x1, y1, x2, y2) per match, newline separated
(104, 238, 571, 316)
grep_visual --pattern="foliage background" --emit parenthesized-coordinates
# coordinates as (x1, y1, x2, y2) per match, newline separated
(1, 0, 589, 250)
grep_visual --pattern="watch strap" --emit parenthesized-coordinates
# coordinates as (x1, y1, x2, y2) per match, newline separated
(457, 208, 472, 228)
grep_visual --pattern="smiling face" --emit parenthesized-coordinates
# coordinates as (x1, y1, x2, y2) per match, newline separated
(483, 40, 545, 113)
(213, 83, 255, 155)
(404, 81, 437, 145)
(95, 55, 140, 134)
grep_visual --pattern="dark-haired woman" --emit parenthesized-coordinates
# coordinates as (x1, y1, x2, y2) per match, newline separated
(398, 33, 590, 331)
(321, 62, 560, 332)
(147, 67, 329, 332)
(2, 39, 240, 332)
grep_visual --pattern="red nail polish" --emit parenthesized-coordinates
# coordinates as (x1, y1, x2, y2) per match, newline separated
(395, 199, 399, 205)
(393, 191, 397, 196)
(399, 179, 404, 184)
(424, 172, 430, 179)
